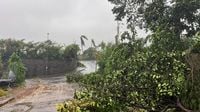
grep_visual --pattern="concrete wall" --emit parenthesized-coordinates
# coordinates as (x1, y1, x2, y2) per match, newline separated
(22, 59, 77, 77)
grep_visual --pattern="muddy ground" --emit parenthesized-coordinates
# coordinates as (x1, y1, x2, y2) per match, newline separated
(0, 76, 78, 112)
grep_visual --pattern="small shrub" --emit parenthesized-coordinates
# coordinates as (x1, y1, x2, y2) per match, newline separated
(66, 71, 84, 83)
(56, 99, 96, 112)
(56, 91, 98, 112)
(0, 88, 7, 97)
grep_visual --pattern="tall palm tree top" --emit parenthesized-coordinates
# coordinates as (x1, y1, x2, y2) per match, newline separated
(80, 35, 88, 47)
(80, 35, 88, 53)
(80, 35, 88, 40)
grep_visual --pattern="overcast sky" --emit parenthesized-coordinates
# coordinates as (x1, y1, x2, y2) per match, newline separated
(0, 0, 118, 46)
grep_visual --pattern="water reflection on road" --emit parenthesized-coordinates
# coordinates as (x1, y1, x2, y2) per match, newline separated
(77, 60, 97, 74)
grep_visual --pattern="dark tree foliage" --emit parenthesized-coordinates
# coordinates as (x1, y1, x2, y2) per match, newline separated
(80, 47, 97, 60)
(0, 39, 80, 62)
(0, 39, 25, 63)
(109, 0, 200, 37)
(63, 44, 80, 60)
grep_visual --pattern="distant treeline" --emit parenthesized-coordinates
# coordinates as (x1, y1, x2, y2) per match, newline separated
(0, 39, 80, 63)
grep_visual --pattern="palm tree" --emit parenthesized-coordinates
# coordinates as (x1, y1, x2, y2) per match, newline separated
(80, 35, 88, 53)
(91, 39, 97, 48)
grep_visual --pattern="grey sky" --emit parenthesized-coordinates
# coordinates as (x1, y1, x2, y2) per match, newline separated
(0, 0, 117, 46)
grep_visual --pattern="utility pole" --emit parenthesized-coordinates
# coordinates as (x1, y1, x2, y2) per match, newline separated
(115, 21, 120, 45)
(45, 32, 50, 75)
(47, 32, 50, 40)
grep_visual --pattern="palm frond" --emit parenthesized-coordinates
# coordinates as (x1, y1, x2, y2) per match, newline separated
(81, 35, 88, 40)
(91, 39, 96, 47)
(81, 38, 85, 46)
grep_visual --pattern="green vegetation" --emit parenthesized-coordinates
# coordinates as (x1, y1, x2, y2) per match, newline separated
(0, 39, 80, 77)
(57, 91, 97, 112)
(63, 44, 80, 60)
(8, 53, 26, 84)
(109, 0, 200, 38)
(61, 33, 200, 112)
(80, 47, 97, 60)
(58, 0, 200, 112)
(0, 39, 80, 62)
(66, 71, 84, 83)
(0, 39, 25, 63)
(96, 43, 115, 73)
(79, 39, 102, 60)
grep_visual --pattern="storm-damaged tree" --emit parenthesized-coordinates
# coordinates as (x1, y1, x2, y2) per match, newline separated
(8, 53, 26, 85)
(107, 0, 200, 111)
(56, 1, 200, 112)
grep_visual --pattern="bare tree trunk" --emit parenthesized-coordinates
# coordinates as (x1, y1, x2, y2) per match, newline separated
(177, 99, 192, 112)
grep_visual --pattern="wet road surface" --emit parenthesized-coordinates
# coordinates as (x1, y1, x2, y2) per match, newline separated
(0, 76, 78, 112)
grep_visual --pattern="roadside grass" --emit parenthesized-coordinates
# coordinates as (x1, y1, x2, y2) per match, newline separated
(0, 88, 7, 97)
